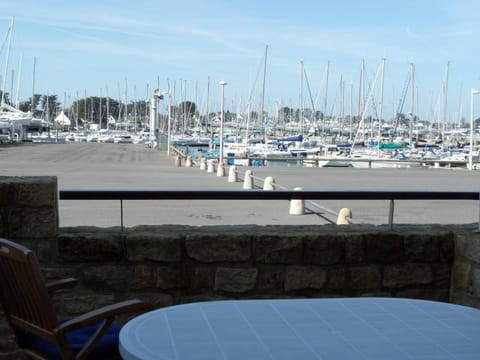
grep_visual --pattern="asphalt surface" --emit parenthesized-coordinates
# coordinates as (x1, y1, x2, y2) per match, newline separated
(1, 142, 479, 228)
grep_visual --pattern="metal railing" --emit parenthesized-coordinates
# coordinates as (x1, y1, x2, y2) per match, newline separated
(59, 190, 480, 231)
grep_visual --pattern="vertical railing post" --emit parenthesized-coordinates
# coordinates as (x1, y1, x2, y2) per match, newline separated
(120, 199, 124, 232)
(389, 199, 395, 230)
(478, 192, 480, 232)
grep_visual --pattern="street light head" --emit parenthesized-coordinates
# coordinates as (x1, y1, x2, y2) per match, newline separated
(472, 89, 480, 95)
(219, 80, 228, 86)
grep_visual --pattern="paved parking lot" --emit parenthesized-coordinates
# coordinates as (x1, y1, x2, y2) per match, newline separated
(1, 142, 479, 228)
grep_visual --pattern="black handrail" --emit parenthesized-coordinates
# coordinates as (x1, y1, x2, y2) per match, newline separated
(58, 189, 480, 231)
(59, 190, 479, 201)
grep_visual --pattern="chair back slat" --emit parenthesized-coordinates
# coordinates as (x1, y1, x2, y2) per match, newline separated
(0, 239, 59, 335)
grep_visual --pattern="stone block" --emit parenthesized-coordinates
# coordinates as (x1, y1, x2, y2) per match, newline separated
(131, 264, 154, 290)
(345, 235, 364, 263)
(304, 235, 345, 265)
(57, 232, 123, 261)
(396, 288, 450, 302)
(327, 268, 347, 290)
(432, 263, 452, 288)
(257, 267, 286, 291)
(254, 235, 302, 264)
(452, 261, 471, 291)
(191, 266, 214, 290)
(455, 233, 480, 264)
(59, 294, 116, 316)
(130, 292, 174, 309)
(404, 235, 439, 262)
(348, 266, 381, 290)
(473, 267, 480, 298)
(186, 234, 251, 263)
(155, 266, 188, 289)
(383, 263, 434, 288)
(284, 266, 326, 291)
(126, 232, 183, 262)
(7, 208, 57, 239)
(0, 183, 14, 207)
(214, 267, 258, 293)
(81, 265, 130, 292)
(364, 233, 405, 263)
(13, 178, 58, 208)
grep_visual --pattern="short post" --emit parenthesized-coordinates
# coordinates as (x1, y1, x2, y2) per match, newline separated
(263, 176, 275, 190)
(389, 199, 395, 229)
(175, 155, 182, 167)
(199, 157, 207, 170)
(185, 155, 193, 167)
(243, 170, 254, 189)
(289, 187, 305, 215)
(228, 165, 237, 182)
(336, 208, 352, 225)
(216, 161, 225, 176)
(207, 159, 215, 173)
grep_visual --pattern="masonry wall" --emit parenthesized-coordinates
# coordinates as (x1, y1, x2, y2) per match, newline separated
(1, 176, 480, 359)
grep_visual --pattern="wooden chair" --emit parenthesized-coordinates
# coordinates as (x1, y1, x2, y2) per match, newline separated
(0, 238, 144, 360)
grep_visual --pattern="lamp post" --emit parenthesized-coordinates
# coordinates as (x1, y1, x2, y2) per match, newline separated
(149, 89, 163, 149)
(162, 91, 171, 155)
(219, 80, 227, 166)
(469, 89, 479, 170)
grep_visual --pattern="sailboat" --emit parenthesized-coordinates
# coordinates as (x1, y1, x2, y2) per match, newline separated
(1, 17, 46, 142)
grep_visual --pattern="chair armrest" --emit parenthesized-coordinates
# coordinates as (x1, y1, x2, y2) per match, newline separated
(57, 299, 145, 334)
(46, 278, 79, 295)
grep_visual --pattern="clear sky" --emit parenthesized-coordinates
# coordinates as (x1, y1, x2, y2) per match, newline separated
(1, 0, 480, 123)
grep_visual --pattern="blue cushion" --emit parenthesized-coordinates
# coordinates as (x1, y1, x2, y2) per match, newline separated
(22, 320, 121, 360)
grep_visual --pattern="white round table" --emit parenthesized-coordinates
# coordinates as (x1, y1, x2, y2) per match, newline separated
(120, 297, 480, 360)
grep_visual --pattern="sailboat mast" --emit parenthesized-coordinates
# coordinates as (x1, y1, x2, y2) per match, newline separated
(205, 77, 210, 139)
(1, 17, 13, 109)
(409, 62, 415, 147)
(106, 86, 110, 130)
(31, 56, 36, 112)
(324, 60, 329, 122)
(442, 62, 449, 141)
(378, 58, 386, 152)
(15, 53, 22, 109)
(300, 59, 304, 136)
(260, 45, 268, 140)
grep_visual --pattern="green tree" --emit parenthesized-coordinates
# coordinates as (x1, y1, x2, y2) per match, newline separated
(39, 95, 60, 121)
(177, 101, 196, 118)
(0, 91, 11, 106)
(70, 97, 121, 125)
(18, 94, 43, 113)
(278, 107, 293, 123)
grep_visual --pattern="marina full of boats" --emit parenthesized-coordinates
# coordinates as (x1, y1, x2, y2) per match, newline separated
(15, 118, 478, 170)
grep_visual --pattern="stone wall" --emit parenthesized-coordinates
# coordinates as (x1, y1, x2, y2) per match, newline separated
(1, 176, 480, 359)
(53, 225, 455, 311)
(451, 232, 480, 308)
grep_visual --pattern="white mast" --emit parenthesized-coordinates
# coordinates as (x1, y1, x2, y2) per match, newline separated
(1, 17, 13, 110)
(377, 58, 386, 152)
(260, 45, 268, 140)
(15, 53, 22, 109)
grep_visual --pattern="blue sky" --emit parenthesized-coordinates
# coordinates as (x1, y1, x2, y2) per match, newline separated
(1, 0, 480, 123)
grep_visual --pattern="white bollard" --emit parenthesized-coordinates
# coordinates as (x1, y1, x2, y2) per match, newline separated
(228, 165, 238, 182)
(263, 176, 275, 190)
(185, 155, 192, 167)
(207, 159, 215, 173)
(289, 187, 305, 215)
(216, 162, 225, 176)
(199, 157, 207, 170)
(243, 170, 254, 189)
(175, 155, 182, 167)
(337, 208, 352, 225)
